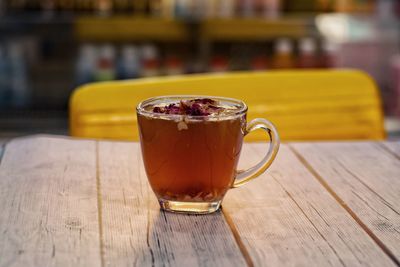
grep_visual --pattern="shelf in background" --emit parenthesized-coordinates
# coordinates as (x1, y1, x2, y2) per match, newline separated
(75, 16, 189, 42)
(74, 16, 317, 42)
(200, 18, 315, 41)
(0, 12, 75, 25)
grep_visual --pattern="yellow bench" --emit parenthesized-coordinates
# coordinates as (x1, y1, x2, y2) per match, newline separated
(70, 70, 385, 141)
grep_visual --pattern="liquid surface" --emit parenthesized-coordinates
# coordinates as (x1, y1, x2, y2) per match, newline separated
(141, 97, 243, 119)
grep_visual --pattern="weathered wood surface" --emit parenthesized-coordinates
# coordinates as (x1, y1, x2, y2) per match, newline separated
(223, 144, 395, 267)
(0, 136, 101, 267)
(98, 141, 247, 267)
(291, 141, 400, 264)
(0, 135, 399, 267)
(381, 141, 400, 159)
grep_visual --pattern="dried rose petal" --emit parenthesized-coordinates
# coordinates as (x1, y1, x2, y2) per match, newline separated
(152, 98, 224, 116)
(153, 106, 164, 113)
(190, 103, 207, 116)
(208, 105, 223, 111)
(193, 98, 216, 105)
(166, 104, 180, 114)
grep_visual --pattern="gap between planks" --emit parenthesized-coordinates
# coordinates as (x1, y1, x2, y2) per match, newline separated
(221, 208, 254, 267)
(376, 142, 400, 161)
(96, 141, 105, 267)
(97, 141, 248, 266)
(287, 144, 400, 267)
(0, 141, 8, 167)
(96, 140, 252, 267)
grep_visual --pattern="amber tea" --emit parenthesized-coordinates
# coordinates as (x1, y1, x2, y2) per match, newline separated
(137, 96, 279, 214)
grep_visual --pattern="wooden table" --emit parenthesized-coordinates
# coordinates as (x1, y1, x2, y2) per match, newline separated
(0, 135, 399, 267)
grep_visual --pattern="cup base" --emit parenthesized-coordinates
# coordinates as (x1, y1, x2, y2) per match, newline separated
(158, 199, 222, 214)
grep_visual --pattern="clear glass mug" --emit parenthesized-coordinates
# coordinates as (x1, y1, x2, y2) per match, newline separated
(137, 96, 280, 214)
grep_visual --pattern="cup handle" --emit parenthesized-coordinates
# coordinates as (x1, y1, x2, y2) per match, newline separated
(232, 118, 280, 188)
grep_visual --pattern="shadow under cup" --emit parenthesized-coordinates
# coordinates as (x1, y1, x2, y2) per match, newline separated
(137, 96, 247, 214)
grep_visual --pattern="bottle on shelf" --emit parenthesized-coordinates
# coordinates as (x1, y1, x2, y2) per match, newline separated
(118, 45, 141, 79)
(0, 45, 11, 108)
(149, 0, 162, 16)
(164, 54, 184, 76)
(174, 0, 191, 19)
(96, 0, 113, 15)
(75, 44, 98, 85)
(320, 40, 339, 68)
(186, 57, 205, 74)
(160, 0, 175, 18)
(209, 54, 229, 73)
(240, 0, 254, 17)
(205, 0, 218, 18)
(251, 54, 268, 71)
(140, 44, 160, 77)
(8, 42, 30, 108)
(262, 0, 281, 19)
(191, 0, 208, 19)
(297, 37, 318, 68)
(272, 38, 295, 69)
(95, 44, 116, 81)
(219, 0, 235, 18)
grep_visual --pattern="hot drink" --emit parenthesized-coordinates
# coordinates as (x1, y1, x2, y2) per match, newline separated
(137, 96, 279, 214)
(138, 98, 245, 203)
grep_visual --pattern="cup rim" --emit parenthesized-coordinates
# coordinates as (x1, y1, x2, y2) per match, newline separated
(136, 95, 248, 120)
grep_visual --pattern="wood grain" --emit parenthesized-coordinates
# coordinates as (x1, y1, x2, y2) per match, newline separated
(0, 136, 101, 267)
(291, 141, 400, 263)
(1, 135, 397, 267)
(97, 141, 247, 267)
(222, 143, 396, 267)
(380, 141, 400, 159)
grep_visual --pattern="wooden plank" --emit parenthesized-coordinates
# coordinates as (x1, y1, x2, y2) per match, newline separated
(222, 143, 396, 266)
(380, 141, 400, 158)
(97, 141, 247, 266)
(0, 136, 101, 266)
(0, 138, 10, 146)
(291, 141, 400, 263)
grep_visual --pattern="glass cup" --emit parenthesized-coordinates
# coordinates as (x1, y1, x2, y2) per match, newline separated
(137, 95, 280, 214)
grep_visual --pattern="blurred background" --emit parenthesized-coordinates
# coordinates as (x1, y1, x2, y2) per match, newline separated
(0, 0, 399, 140)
